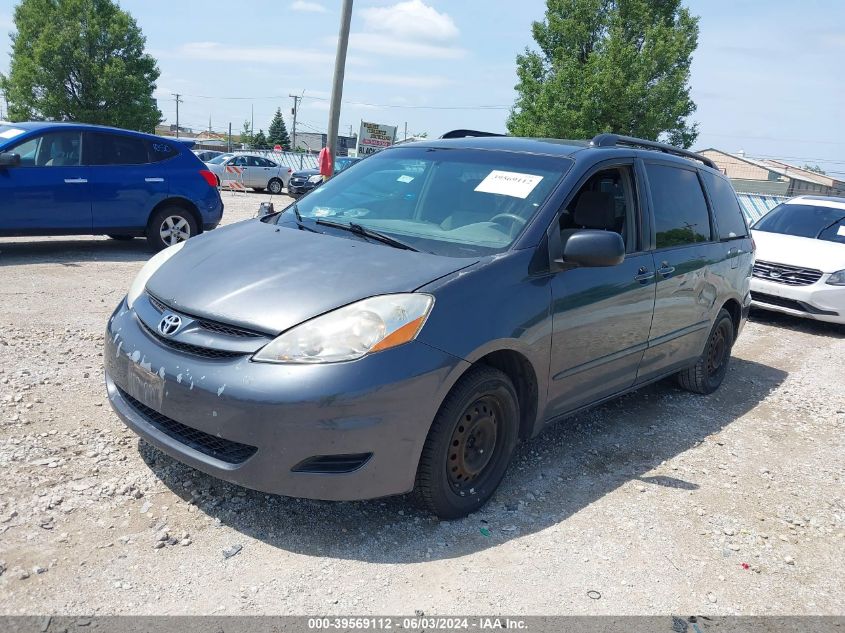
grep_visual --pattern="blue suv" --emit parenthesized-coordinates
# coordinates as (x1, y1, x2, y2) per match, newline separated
(0, 122, 223, 250)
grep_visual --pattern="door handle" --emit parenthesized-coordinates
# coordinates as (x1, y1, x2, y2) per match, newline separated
(657, 262, 675, 277)
(145, 177, 164, 183)
(64, 178, 87, 184)
(634, 267, 655, 283)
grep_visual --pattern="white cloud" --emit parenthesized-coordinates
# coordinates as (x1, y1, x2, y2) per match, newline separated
(348, 32, 465, 60)
(359, 0, 458, 42)
(178, 42, 366, 67)
(347, 71, 452, 89)
(291, 1, 327, 13)
(347, 1, 464, 61)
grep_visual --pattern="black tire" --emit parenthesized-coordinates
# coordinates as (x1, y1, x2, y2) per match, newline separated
(146, 207, 198, 251)
(676, 308, 735, 394)
(415, 365, 519, 519)
(107, 234, 134, 241)
(268, 178, 284, 195)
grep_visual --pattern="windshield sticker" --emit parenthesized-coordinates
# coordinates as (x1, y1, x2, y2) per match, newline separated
(475, 170, 543, 199)
(837, 226, 845, 237)
(397, 174, 415, 183)
(0, 128, 25, 140)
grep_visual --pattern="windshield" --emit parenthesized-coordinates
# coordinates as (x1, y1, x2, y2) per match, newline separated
(207, 153, 233, 164)
(286, 146, 571, 257)
(753, 202, 845, 243)
(334, 157, 359, 173)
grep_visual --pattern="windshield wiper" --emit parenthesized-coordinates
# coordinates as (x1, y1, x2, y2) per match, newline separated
(315, 219, 418, 251)
(279, 202, 319, 233)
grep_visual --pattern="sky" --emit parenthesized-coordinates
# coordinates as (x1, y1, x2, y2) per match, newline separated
(1, 0, 844, 176)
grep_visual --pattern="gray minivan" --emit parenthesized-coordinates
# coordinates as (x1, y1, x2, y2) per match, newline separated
(104, 133, 753, 518)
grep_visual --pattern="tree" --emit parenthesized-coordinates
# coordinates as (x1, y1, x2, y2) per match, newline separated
(508, 0, 700, 148)
(802, 164, 826, 175)
(252, 129, 268, 149)
(267, 108, 291, 149)
(0, 0, 161, 131)
(240, 120, 253, 147)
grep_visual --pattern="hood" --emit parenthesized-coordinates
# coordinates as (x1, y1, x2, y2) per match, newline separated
(292, 168, 319, 178)
(752, 230, 845, 273)
(146, 219, 477, 334)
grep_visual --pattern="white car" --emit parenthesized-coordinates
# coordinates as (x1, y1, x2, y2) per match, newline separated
(205, 153, 292, 194)
(750, 195, 845, 324)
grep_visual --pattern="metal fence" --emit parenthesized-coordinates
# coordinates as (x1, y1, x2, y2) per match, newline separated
(242, 150, 318, 171)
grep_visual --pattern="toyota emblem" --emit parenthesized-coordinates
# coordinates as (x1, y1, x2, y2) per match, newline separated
(158, 313, 183, 337)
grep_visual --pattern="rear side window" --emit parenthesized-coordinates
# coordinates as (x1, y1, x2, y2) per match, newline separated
(646, 164, 712, 248)
(149, 140, 179, 162)
(701, 171, 748, 239)
(86, 132, 149, 165)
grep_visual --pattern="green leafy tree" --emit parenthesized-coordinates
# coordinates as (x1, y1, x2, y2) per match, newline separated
(252, 129, 268, 149)
(240, 120, 253, 147)
(802, 164, 826, 175)
(0, 0, 161, 131)
(508, 0, 699, 148)
(267, 108, 291, 149)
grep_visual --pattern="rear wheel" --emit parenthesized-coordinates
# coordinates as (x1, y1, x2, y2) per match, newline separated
(147, 207, 198, 251)
(415, 366, 519, 519)
(268, 178, 284, 195)
(676, 308, 735, 394)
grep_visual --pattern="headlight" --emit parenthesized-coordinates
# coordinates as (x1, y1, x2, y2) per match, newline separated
(253, 294, 434, 364)
(307, 174, 323, 184)
(126, 242, 186, 309)
(827, 269, 845, 286)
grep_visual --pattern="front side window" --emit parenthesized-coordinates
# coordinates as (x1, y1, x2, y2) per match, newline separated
(646, 163, 712, 249)
(753, 202, 845, 243)
(287, 147, 571, 257)
(86, 133, 149, 165)
(8, 131, 81, 167)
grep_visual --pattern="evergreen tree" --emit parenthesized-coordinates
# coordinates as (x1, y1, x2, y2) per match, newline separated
(252, 129, 268, 149)
(267, 108, 292, 149)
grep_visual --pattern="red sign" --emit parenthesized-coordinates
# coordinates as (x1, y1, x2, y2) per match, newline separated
(273, 145, 282, 152)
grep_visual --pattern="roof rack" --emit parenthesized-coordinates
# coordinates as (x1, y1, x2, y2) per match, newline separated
(590, 133, 716, 169)
(439, 129, 504, 139)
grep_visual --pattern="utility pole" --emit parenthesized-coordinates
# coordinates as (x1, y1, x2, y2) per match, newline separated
(228, 122, 232, 152)
(172, 93, 183, 138)
(404, 121, 407, 141)
(289, 94, 301, 151)
(250, 104, 254, 143)
(326, 0, 353, 178)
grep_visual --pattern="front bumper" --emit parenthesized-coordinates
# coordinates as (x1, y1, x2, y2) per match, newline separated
(750, 275, 845, 324)
(104, 300, 469, 500)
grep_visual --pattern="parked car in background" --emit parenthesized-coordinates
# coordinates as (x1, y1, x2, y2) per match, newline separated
(0, 122, 223, 250)
(193, 149, 224, 162)
(288, 155, 361, 198)
(750, 195, 845, 324)
(205, 153, 292, 194)
(104, 133, 752, 518)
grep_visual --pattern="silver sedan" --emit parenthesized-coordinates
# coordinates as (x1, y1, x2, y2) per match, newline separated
(205, 153, 292, 194)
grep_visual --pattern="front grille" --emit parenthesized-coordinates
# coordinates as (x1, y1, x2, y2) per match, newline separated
(117, 387, 257, 464)
(291, 453, 373, 474)
(139, 319, 245, 360)
(146, 293, 262, 340)
(753, 260, 823, 286)
(752, 292, 839, 316)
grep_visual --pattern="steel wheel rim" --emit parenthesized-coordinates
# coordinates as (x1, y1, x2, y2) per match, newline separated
(269, 180, 282, 193)
(159, 216, 191, 245)
(706, 323, 728, 377)
(447, 395, 501, 492)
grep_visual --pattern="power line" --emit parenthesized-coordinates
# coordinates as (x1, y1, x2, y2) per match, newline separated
(178, 92, 510, 110)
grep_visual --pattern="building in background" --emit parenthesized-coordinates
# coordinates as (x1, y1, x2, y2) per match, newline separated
(294, 132, 357, 156)
(699, 148, 845, 197)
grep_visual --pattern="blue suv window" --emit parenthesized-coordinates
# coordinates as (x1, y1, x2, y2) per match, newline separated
(8, 131, 81, 167)
(85, 132, 150, 166)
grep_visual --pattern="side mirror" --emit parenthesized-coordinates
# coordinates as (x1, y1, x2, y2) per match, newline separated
(557, 229, 625, 267)
(0, 152, 21, 168)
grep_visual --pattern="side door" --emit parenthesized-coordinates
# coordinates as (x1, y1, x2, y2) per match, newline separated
(545, 160, 657, 418)
(85, 132, 169, 233)
(0, 130, 91, 233)
(636, 161, 718, 383)
(255, 156, 276, 188)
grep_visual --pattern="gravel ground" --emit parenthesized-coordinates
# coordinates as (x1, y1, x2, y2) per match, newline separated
(0, 191, 843, 615)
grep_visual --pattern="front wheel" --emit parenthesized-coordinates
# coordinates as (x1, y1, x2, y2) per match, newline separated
(415, 366, 519, 519)
(676, 308, 735, 394)
(147, 207, 198, 251)
(268, 178, 284, 195)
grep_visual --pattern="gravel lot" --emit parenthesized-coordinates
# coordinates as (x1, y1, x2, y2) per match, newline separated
(1, 191, 843, 615)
